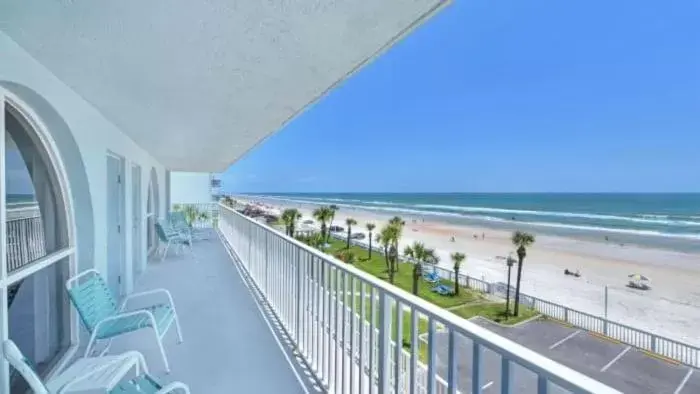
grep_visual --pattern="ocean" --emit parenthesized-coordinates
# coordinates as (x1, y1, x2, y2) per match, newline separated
(252, 193, 700, 253)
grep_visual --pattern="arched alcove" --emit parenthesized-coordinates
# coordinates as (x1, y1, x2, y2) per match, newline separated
(1, 83, 86, 389)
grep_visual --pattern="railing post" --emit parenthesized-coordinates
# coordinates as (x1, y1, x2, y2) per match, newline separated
(501, 358, 513, 394)
(295, 246, 302, 345)
(472, 342, 483, 394)
(377, 290, 390, 394)
(427, 318, 436, 393)
(264, 231, 269, 293)
(247, 220, 252, 269)
(447, 330, 457, 394)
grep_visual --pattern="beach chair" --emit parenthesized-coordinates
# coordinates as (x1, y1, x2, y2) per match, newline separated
(156, 221, 193, 261)
(3, 340, 190, 394)
(66, 270, 184, 373)
(431, 284, 453, 296)
(422, 270, 440, 283)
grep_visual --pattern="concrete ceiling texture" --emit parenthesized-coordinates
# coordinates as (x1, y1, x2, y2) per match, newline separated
(0, 0, 448, 171)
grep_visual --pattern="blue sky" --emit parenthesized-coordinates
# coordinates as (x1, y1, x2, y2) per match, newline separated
(222, 0, 699, 193)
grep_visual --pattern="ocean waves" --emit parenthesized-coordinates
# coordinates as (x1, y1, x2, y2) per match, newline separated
(256, 194, 700, 241)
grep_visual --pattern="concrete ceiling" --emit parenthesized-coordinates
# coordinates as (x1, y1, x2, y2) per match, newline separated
(0, 0, 448, 171)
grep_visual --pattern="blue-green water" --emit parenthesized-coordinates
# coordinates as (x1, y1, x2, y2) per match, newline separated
(254, 193, 700, 252)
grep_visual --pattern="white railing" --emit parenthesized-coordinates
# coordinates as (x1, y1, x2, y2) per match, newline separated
(329, 232, 700, 368)
(6, 206, 46, 273)
(170, 203, 219, 228)
(218, 204, 619, 394)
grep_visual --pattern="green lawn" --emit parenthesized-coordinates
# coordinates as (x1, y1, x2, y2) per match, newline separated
(450, 302, 539, 325)
(298, 233, 540, 362)
(323, 237, 482, 308)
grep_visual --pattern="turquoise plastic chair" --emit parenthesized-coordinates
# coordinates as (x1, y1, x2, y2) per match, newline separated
(66, 270, 183, 373)
(432, 284, 453, 296)
(3, 340, 190, 393)
(168, 212, 192, 240)
(155, 221, 193, 261)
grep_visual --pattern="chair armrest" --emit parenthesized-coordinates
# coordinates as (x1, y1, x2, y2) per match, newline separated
(155, 381, 191, 394)
(93, 310, 157, 338)
(120, 288, 176, 312)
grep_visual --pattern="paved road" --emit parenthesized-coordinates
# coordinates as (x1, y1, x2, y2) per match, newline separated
(432, 318, 699, 393)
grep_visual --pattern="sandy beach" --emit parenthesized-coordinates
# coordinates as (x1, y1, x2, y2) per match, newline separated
(236, 197, 700, 346)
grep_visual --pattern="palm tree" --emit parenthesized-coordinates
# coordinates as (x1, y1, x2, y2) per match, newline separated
(281, 208, 302, 236)
(451, 252, 466, 296)
(366, 223, 376, 259)
(222, 196, 234, 207)
(345, 218, 357, 249)
(326, 204, 339, 242)
(404, 241, 426, 295)
(176, 204, 209, 227)
(377, 225, 397, 281)
(511, 231, 536, 316)
(313, 206, 334, 242)
(388, 216, 405, 272)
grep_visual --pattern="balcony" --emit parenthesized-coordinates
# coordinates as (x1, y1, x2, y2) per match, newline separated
(106, 228, 315, 393)
(99, 204, 618, 394)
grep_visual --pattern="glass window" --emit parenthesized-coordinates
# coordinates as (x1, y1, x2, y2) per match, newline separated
(5, 107, 68, 273)
(4, 104, 71, 391)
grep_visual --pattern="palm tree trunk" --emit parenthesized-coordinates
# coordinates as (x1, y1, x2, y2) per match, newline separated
(412, 263, 420, 295)
(506, 264, 512, 315)
(327, 216, 335, 243)
(368, 232, 373, 258)
(454, 268, 459, 295)
(514, 257, 524, 316)
(347, 228, 351, 249)
(394, 243, 400, 273)
(384, 246, 390, 271)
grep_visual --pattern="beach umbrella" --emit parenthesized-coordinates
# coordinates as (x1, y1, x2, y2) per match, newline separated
(628, 274, 650, 282)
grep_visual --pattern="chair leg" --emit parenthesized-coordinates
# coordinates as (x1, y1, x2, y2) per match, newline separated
(98, 338, 114, 356)
(162, 241, 171, 262)
(154, 328, 170, 373)
(84, 332, 99, 358)
(173, 309, 184, 344)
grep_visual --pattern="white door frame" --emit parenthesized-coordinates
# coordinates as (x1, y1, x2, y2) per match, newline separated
(131, 163, 143, 282)
(106, 152, 126, 299)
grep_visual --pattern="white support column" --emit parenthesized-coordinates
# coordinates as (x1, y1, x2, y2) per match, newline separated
(0, 90, 10, 393)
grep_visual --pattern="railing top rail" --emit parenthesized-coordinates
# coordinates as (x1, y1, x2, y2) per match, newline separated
(218, 203, 621, 394)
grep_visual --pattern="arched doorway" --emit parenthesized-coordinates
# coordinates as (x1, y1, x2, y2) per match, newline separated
(146, 168, 160, 257)
(2, 93, 75, 390)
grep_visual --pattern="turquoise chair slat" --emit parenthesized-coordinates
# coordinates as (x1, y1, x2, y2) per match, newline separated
(110, 374, 162, 394)
(156, 222, 190, 245)
(95, 304, 175, 339)
(155, 222, 170, 243)
(67, 275, 118, 332)
(169, 211, 188, 227)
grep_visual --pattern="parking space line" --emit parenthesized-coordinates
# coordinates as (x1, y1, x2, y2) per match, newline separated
(673, 368, 693, 394)
(601, 346, 631, 372)
(482, 381, 494, 390)
(549, 329, 582, 350)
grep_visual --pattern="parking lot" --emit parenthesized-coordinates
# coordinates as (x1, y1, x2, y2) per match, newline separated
(432, 318, 699, 393)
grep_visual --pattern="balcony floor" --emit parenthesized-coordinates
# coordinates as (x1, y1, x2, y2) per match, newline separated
(107, 229, 319, 393)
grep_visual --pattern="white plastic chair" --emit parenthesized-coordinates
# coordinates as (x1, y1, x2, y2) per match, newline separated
(3, 340, 190, 393)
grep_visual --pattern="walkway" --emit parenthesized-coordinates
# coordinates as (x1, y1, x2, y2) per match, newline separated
(107, 230, 320, 393)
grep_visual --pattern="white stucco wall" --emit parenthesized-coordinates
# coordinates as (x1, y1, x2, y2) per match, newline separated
(0, 31, 166, 292)
(170, 172, 213, 205)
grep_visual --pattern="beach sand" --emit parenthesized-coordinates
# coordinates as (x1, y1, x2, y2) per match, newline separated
(238, 198, 700, 346)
